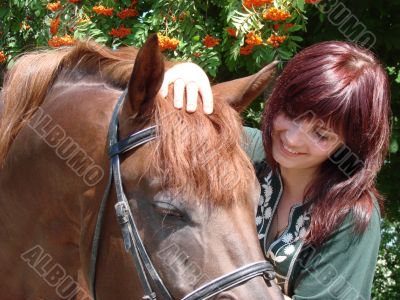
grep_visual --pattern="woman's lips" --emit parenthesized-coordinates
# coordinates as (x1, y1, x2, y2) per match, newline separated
(279, 137, 306, 157)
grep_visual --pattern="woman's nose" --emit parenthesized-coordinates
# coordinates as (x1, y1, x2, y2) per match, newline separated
(285, 123, 305, 147)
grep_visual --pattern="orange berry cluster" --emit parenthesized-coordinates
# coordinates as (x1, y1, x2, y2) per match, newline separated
(68, 0, 81, 3)
(92, 5, 114, 16)
(48, 34, 75, 47)
(109, 26, 132, 38)
(240, 32, 263, 55)
(305, 0, 321, 4)
(243, 0, 273, 8)
(117, 8, 139, 19)
(157, 33, 180, 52)
(266, 34, 287, 48)
(239, 44, 254, 56)
(50, 18, 60, 35)
(203, 35, 220, 48)
(263, 7, 291, 21)
(47, 1, 62, 12)
(245, 31, 263, 45)
(226, 27, 237, 37)
(0, 51, 7, 63)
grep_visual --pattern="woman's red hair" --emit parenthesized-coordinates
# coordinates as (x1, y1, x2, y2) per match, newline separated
(261, 41, 391, 246)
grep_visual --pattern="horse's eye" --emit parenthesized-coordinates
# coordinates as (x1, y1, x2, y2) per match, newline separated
(153, 201, 184, 219)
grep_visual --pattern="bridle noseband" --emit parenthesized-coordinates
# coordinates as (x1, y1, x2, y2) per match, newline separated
(89, 90, 275, 300)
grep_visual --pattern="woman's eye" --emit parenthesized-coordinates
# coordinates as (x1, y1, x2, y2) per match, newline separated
(313, 130, 329, 141)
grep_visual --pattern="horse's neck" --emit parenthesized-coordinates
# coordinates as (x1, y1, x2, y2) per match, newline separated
(0, 82, 123, 281)
(2, 82, 119, 217)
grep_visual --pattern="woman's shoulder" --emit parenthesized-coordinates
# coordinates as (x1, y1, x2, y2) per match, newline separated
(242, 126, 265, 165)
(291, 197, 381, 299)
(340, 194, 381, 238)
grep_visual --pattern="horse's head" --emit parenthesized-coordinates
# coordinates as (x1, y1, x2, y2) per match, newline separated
(114, 34, 281, 299)
(0, 31, 283, 299)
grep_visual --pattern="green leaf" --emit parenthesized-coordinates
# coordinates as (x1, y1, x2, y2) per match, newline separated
(390, 139, 399, 154)
(230, 9, 262, 35)
(0, 8, 8, 19)
(253, 46, 274, 63)
(387, 66, 396, 75)
(287, 25, 303, 32)
(289, 35, 303, 42)
(318, 12, 325, 23)
(296, 0, 305, 12)
(277, 48, 293, 60)
(396, 72, 400, 84)
(195, 24, 204, 31)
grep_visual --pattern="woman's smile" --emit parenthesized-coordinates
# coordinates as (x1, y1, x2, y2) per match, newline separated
(279, 136, 306, 157)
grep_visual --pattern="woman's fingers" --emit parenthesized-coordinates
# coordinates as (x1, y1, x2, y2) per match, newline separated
(198, 81, 213, 114)
(186, 82, 199, 112)
(173, 78, 185, 109)
(159, 78, 170, 99)
(159, 62, 214, 114)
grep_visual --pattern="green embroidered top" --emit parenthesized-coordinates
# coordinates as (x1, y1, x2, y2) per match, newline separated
(243, 127, 381, 300)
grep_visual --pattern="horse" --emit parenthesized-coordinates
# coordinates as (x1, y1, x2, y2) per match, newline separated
(0, 34, 283, 300)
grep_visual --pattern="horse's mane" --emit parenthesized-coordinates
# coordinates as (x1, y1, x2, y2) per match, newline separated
(0, 41, 256, 206)
(0, 41, 136, 164)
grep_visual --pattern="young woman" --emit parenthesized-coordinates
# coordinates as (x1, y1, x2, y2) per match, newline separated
(161, 41, 391, 299)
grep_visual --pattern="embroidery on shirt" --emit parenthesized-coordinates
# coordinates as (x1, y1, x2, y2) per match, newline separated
(268, 207, 310, 265)
(294, 213, 310, 242)
(284, 244, 296, 255)
(256, 170, 273, 240)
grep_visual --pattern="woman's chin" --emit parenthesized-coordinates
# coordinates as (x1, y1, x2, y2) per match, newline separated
(272, 152, 312, 170)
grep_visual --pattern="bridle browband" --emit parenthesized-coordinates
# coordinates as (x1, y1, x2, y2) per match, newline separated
(88, 90, 275, 300)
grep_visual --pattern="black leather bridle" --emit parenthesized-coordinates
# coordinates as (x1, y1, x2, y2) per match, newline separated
(88, 90, 275, 300)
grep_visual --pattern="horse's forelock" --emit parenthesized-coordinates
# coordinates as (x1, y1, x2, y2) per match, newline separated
(146, 94, 256, 207)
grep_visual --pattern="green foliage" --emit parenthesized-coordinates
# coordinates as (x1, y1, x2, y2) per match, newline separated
(372, 219, 400, 299)
(0, 0, 320, 77)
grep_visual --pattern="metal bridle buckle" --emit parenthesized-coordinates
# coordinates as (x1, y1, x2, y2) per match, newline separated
(115, 202, 129, 225)
(142, 292, 156, 300)
(263, 270, 276, 281)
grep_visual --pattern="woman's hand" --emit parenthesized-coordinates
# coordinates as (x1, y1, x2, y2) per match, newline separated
(159, 62, 214, 114)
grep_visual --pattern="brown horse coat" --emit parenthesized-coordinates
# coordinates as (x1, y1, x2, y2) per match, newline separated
(0, 35, 282, 300)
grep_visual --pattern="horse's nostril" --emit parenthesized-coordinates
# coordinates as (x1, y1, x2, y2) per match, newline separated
(215, 292, 238, 300)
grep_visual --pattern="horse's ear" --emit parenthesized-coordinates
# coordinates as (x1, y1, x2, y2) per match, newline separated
(212, 61, 278, 112)
(124, 34, 164, 119)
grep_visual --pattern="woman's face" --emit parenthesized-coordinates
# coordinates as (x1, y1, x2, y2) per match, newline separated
(271, 113, 343, 171)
